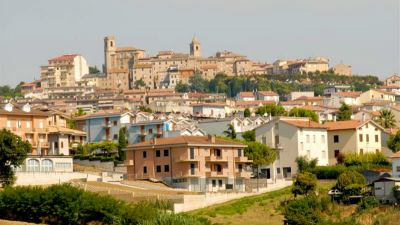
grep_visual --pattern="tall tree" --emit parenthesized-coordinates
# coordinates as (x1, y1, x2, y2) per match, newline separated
(89, 66, 100, 74)
(244, 141, 277, 191)
(242, 130, 255, 142)
(175, 81, 190, 93)
(387, 130, 400, 153)
(289, 108, 319, 122)
(256, 104, 286, 116)
(0, 129, 31, 186)
(376, 109, 396, 129)
(189, 73, 209, 92)
(118, 127, 128, 161)
(223, 124, 237, 139)
(244, 108, 251, 118)
(337, 102, 352, 121)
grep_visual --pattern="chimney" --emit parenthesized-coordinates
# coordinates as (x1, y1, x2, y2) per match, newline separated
(208, 134, 215, 143)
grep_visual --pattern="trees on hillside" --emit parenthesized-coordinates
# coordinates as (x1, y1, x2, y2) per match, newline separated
(289, 108, 319, 122)
(376, 109, 396, 129)
(256, 104, 286, 116)
(337, 103, 352, 121)
(0, 129, 31, 186)
(242, 130, 255, 142)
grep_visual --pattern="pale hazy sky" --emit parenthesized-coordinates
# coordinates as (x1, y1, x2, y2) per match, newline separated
(0, 0, 399, 86)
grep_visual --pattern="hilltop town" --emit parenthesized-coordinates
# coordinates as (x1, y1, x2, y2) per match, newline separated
(1, 35, 400, 225)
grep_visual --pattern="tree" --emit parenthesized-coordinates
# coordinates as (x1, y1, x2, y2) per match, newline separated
(376, 109, 396, 129)
(243, 108, 251, 118)
(118, 127, 128, 161)
(189, 73, 209, 92)
(134, 79, 146, 89)
(337, 103, 352, 121)
(292, 172, 317, 197)
(96, 141, 118, 156)
(296, 156, 318, 173)
(139, 105, 153, 113)
(244, 142, 277, 191)
(75, 108, 86, 117)
(284, 195, 321, 225)
(175, 81, 190, 93)
(223, 124, 237, 139)
(89, 66, 100, 74)
(0, 129, 31, 186)
(289, 108, 319, 122)
(387, 130, 400, 153)
(256, 104, 286, 116)
(335, 170, 366, 200)
(241, 130, 255, 142)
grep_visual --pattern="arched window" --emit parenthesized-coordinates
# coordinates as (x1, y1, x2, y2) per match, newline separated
(27, 159, 40, 172)
(41, 159, 53, 172)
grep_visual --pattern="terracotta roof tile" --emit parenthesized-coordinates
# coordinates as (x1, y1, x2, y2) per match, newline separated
(127, 136, 245, 148)
(324, 120, 365, 130)
(281, 119, 327, 129)
(49, 54, 79, 62)
(335, 92, 362, 97)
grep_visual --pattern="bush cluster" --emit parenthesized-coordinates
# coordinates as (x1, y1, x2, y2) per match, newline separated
(0, 184, 209, 225)
(343, 153, 389, 167)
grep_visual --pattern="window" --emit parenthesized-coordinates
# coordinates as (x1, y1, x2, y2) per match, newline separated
(27, 159, 40, 172)
(277, 168, 281, 174)
(334, 135, 339, 143)
(148, 128, 153, 134)
(306, 135, 310, 143)
(17, 121, 22, 128)
(164, 149, 169, 157)
(334, 149, 340, 158)
(143, 151, 147, 158)
(26, 121, 31, 128)
(61, 142, 64, 148)
(156, 150, 161, 157)
(218, 180, 223, 187)
(41, 159, 53, 172)
(6, 121, 11, 128)
(397, 166, 400, 172)
(237, 149, 242, 157)
(113, 121, 118, 126)
(156, 165, 161, 173)
(215, 149, 221, 157)
(359, 134, 363, 142)
(212, 180, 216, 187)
(375, 135, 379, 142)
(143, 166, 147, 174)
(113, 134, 118, 140)
(322, 150, 326, 159)
(366, 123, 369, 128)
(238, 164, 243, 172)
(164, 165, 170, 172)
(190, 148, 195, 160)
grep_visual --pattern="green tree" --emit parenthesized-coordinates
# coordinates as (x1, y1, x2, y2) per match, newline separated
(337, 103, 352, 121)
(0, 129, 31, 186)
(387, 130, 400, 153)
(96, 141, 118, 156)
(139, 105, 153, 113)
(241, 130, 255, 142)
(134, 78, 146, 89)
(89, 66, 100, 74)
(175, 81, 190, 93)
(189, 73, 209, 92)
(244, 142, 277, 190)
(292, 172, 317, 197)
(223, 124, 237, 139)
(335, 170, 366, 200)
(376, 109, 396, 129)
(289, 108, 319, 122)
(284, 195, 321, 225)
(75, 108, 86, 117)
(296, 156, 318, 173)
(256, 104, 286, 116)
(118, 127, 128, 161)
(243, 108, 251, 117)
(66, 119, 77, 129)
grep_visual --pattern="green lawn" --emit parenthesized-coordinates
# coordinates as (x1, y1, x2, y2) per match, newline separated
(188, 180, 335, 225)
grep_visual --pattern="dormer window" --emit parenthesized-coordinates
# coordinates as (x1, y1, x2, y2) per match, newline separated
(4, 103, 13, 112)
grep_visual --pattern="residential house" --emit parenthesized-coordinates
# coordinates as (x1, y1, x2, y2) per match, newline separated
(192, 103, 227, 118)
(323, 85, 352, 97)
(324, 92, 362, 108)
(124, 135, 252, 192)
(333, 64, 352, 76)
(236, 92, 256, 101)
(385, 75, 400, 86)
(256, 91, 279, 103)
(359, 89, 398, 104)
(288, 92, 314, 101)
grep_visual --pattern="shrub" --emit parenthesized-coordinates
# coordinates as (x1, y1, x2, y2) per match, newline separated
(292, 172, 317, 197)
(335, 170, 366, 192)
(296, 156, 318, 173)
(284, 195, 321, 225)
(358, 196, 378, 211)
(310, 165, 347, 179)
(343, 152, 389, 167)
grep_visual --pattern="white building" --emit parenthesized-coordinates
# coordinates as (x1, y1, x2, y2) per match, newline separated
(192, 103, 227, 118)
(255, 117, 328, 179)
(256, 91, 279, 103)
(324, 92, 362, 108)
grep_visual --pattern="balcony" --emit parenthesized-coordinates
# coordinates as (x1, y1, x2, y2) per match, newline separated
(177, 170, 201, 177)
(205, 155, 228, 162)
(235, 171, 252, 178)
(175, 155, 200, 163)
(206, 171, 229, 177)
(235, 156, 252, 163)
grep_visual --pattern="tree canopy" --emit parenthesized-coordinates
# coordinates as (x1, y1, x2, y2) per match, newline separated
(89, 66, 100, 74)
(292, 172, 317, 197)
(244, 142, 276, 167)
(289, 108, 319, 122)
(223, 124, 237, 139)
(118, 127, 128, 161)
(0, 129, 31, 186)
(376, 109, 396, 129)
(241, 130, 255, 142)
(244, 108, 251, 118)
(387, 131, 400, 153)
(256, 104, 286, 116)
(337, 103, 352, 121)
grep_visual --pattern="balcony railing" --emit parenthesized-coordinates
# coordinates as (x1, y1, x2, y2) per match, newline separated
(205, 171, 229, 177)
(176, 170, 201, 177)
(235, 171, 252, 178)
(235, 156, 252, 163)
(205, 155, 228, 162)
(175, 155, 200, 163)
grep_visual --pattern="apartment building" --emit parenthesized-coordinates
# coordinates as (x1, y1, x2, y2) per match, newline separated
(255, 117, 328, 180)
(41, 54, 89, 88)
(192, 103, 227, 118)
(125, 135, 251, 192)
(255, 117, 329, 179)
(324, 92, 362, 108)
(359, 89, 398, 104)
(324, 120, 384, 165)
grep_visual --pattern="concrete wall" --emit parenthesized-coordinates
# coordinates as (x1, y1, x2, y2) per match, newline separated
(74, 159, 114, 172)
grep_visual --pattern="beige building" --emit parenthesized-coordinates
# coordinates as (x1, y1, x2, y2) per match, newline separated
(273, 57, 329, 75)
(385, 75, 400, 86)
(41, 54, 89, 88)
(359, 89, 397, 104)
(333, 64, 352, 76)
(125, 135, 252, 192)
(324, 120, 384, 165)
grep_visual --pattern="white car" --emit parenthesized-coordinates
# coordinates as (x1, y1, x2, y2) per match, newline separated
(328, 189, 343, 195)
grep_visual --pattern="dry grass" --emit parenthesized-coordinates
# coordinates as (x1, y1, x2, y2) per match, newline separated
(357, 206, 400, 225)
(0, 220, 43, 225)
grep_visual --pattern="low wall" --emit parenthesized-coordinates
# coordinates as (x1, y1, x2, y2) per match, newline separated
(74, 159, 114, 172)
(15, 172, 101, 186)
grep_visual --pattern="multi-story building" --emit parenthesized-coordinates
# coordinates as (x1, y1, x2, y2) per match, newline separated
(323, 85, 352, 97)
(324, 92, 362, 108)
(255, 117, 329, 179)
(273, 57, 329, 75)
(385, 75, 400, 86)
(124, 135, 251, 192)
(359, 89, 398, 104)
(324, 120, 384, 165)
(41, 54, 89, 88)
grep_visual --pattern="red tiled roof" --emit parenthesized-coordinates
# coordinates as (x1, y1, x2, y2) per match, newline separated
(127, 136, 246, 148)
(239, 92, 255, 98)
(49, 54, 79, 62)
(235, 100, 275, 107)
(324, 120, 365, 130)
(336, 92, 362, 97)
(281, 119, 327, 129)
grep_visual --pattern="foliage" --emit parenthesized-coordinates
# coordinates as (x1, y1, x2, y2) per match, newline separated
(0, 184, 208, 225)
(0, 82, 24, 98)
(140, 213, 211, 225)
(337, 103, 352, 121)
(241, 130, 255, 142)
(244, 141, 276, 167)
(118, 127, 128, 161)
(75, 108, 86, 117)
(342, 152, 389, 167)
(175, 81, 190, 93)
(375, 109, 396, 129)
(358, 196, 378, 211)
(223, 124, 237, 139)
(292, 172, 317, 197)
(335, 170, 366, 200)
(284, 195, 321, 225)
(134, 78, 146, 89)
(243, 108, 251, 117)
(310, 165, 348, 179)
(387, 130, 400, 153)
(296, 156, 318, 173)
(256, 103, 286, 116)
(89, 66, 100, 74)
(189, 73, 210, 93)
(0, 129, 31, 186)
(66, 118, 77, 129)
(139, 105, 153, 113)
(289, 108, 319, 122)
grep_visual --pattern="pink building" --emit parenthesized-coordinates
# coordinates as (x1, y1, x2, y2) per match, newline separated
(125, 135, 252, 192)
